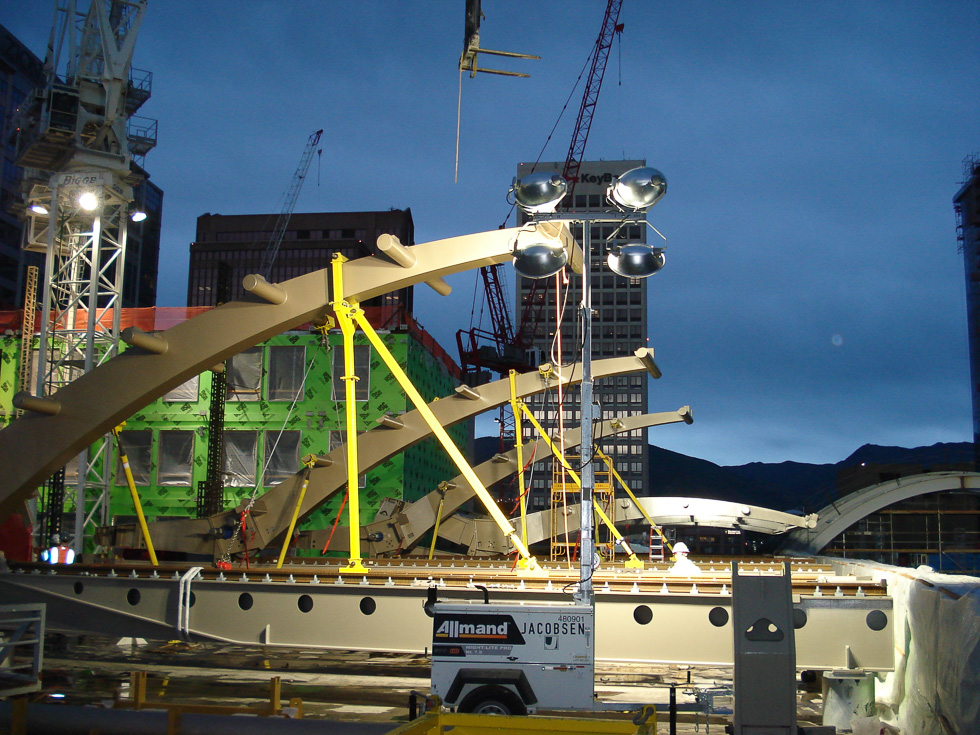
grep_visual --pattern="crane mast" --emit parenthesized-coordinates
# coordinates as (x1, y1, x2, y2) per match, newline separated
(260, 129, 323, 278)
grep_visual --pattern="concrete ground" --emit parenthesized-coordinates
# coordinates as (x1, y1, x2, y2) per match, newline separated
(25, 635, 829, 733)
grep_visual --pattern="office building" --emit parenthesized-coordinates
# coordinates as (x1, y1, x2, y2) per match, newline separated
(956, 154, 980, 466)
(187, 209, 415, 312)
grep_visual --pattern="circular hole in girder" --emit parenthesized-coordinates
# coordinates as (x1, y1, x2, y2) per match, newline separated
(866, 610, 888, 631)
(360, 597, 377, 616)
(633, 605, 653, 625)
(126, 588, 141, 606)
(298, 595, 314, 613)
(793, 608, 807, 629)
(238, 592, 254, 611)
(73, 581, 84, 595)
(708, 607, 729, 627)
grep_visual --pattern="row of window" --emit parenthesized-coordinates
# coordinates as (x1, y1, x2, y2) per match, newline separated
(162, 344, 372, 404)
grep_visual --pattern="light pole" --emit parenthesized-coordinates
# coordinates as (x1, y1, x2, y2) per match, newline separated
(509, 166, 668, 604)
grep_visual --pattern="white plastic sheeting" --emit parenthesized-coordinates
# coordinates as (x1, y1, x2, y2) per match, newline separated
(875, 565, 980, 734)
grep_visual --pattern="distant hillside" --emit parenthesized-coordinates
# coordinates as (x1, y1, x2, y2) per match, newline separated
(473, 436, 974, 513)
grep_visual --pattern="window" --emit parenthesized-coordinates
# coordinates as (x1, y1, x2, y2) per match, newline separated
(222, 431, 257, 486)
(227, 348, 262, 401)
(163, 375, 199, 402)
(331, 344, 371, 401)
(264, 431, 302, 484)
(158, 431, 194, 486)
(268, 346, 306, 401)
(115, 430, 152, 486)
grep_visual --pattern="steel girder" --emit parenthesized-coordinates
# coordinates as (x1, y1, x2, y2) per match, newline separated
(0, 562, 894, 671)
(0, 225, 579, 521)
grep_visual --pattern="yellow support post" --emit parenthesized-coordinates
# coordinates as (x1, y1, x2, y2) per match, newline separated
(112, 424, 158, 566)
(515, 403, 644, 568)
(276, 457, 317, 569)
(332, 255, 369, 574)
(348, 306, 545, 576)
(509, 370, 529, 549)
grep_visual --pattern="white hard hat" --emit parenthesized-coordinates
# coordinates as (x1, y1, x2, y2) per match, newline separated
(673, 542, 689, 554)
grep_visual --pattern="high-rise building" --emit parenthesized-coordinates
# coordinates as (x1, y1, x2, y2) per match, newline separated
(515, 160, 651, 513)
(956, 154, 980, 466)
(187, 209, 415, 313)
(0, 24, 45, 309)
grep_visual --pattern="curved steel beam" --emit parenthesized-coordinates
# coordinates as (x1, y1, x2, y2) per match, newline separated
(0, 224, 578, 520)
(777, 471, 980, 555)
(119, 353, 662, 557)
(440, 495, 818, 555)
(362, 408, 694, 555)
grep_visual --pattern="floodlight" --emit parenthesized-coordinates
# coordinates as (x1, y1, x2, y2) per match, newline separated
(512, 232, 568, 279)
(29, 203, 49, 215)
(77, 191, 99, 211)
(606, 243, 665, 278)
(509, 172, 568, 214)
(607, 166, 667, 211)
(131, 209, 147, 222)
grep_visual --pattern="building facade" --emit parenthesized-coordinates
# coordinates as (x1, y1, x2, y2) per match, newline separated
(187, 209, 415, 313)
(0, 306, 471, 556)
(956, 154, 980, 467)
(515, 160, 651, 516)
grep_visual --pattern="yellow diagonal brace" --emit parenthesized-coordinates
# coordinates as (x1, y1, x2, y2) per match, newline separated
(112, 424, 158, 566)
(276, 458, 316, 569)
(350, 308, 545, 577)
(596, 447, 673, 556)
(516, 403, 643, 567)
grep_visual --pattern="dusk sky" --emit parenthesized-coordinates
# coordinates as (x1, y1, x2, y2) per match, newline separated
(4, 2, 978, 467)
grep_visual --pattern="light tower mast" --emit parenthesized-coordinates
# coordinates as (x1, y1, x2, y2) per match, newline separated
(14, 0, 155, 553)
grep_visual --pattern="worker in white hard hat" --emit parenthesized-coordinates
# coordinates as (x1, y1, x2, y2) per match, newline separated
(667, 541, 701, 576)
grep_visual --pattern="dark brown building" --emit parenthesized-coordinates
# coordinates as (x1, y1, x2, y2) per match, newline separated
(187, 209, 415, 312)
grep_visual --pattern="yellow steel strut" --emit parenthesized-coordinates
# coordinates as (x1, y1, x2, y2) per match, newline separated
(332, 255, 369, 574)
(596, 447, 674, 556)
(112, 423, 158, 566)
(276, 455, 319, 569)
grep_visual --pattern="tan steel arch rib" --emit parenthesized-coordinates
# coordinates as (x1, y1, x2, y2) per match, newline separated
(0, 225, 578, 520)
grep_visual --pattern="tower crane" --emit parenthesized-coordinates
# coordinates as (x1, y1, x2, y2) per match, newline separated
(456, 0, 624, 384)
(260, 129, 323, 278)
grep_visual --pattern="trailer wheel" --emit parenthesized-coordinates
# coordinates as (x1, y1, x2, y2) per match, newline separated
(459, 685, 527, 716)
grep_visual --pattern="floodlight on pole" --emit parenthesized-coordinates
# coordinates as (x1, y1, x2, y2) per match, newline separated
(509, 172, 568, 214)
(512, 229, 568, 279)
(29, 203, 49, 215)
(607, 166, 667, 212)
(130, 209, 147, 222)
(606, 244, 665, 278)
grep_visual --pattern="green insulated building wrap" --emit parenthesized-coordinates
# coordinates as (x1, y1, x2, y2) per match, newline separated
(0, 312, 472, 553)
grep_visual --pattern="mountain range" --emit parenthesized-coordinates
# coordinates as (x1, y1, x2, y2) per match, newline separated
(474, 438, 974, 513)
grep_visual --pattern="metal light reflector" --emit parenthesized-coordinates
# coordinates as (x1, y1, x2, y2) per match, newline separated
(606, 244, 665, 278)
(513, 232, 568, 279)
(510, 172, 568, 214)
(608, 166, 667, 211)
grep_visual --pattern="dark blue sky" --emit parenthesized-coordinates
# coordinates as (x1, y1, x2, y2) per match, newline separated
(4, 1, 978, 466)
